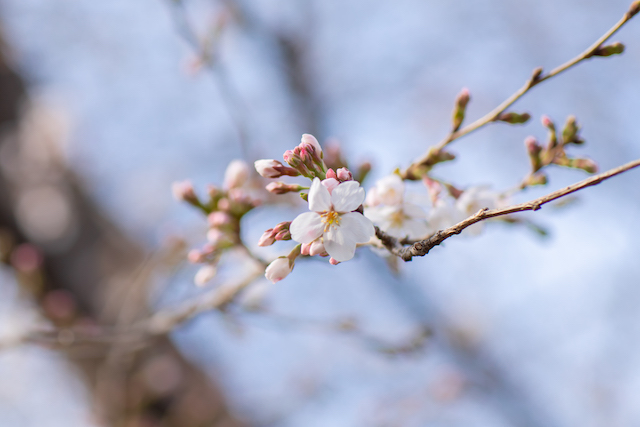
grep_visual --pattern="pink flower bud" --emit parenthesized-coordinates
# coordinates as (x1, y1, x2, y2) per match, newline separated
(207, 228, 225, 244)
(275, 229, 291, 240)
(541, 115, 554, 128)
(217, 198, 230, 211)
(266, 181, 303, 194)
(329, 257, 340, 265)
(283, 150, 296, 165)
(208, 211, 232, 227)
(172, 180, 198, 204)
(524, 136, 541, 154)
(223, 159, 250, 189)
(273, 221, 291, 234)
(255, 159, 294, 179)
(188, 249, 204, 263)
(301, 134, 322, 154)
(265, 257, 293, 283)
(301, 243, 311, 255)
(309, 239, 325, 256)
(326, 168, 337, 179)
(258, 228, 276, 246)
(336, 167, 353, 181)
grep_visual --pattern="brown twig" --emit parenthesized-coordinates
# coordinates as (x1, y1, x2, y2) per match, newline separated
(401, 2, 639, 179)
(169, 0, 251, 160)
(382, 158, 640, 261)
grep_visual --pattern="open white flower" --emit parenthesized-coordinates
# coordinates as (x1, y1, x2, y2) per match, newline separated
(290, 178, 374, 262)
(455, 186, 509, 235)
(365, 174, 429, 239)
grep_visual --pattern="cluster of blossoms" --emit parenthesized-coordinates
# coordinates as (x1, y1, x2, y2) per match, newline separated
(174, 113, 597, 287)
(173, 160, 260, 286)
(256, 134, 375, 283)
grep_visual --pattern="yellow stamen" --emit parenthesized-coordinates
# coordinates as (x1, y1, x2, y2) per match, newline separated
(322, 210, 341, 232)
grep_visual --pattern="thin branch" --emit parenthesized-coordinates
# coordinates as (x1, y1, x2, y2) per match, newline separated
(168, 0, 250, 160)
(382, 158, 640, 261)
(401, 2, 640, 178)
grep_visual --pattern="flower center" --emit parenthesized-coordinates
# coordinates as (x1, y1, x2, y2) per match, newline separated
(321, 210, 341, 231)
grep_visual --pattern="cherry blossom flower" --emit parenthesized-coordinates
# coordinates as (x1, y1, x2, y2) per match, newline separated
(455, 186, 509, 235)
(365, 174, 429, 239)
(290, 178, 374, 262)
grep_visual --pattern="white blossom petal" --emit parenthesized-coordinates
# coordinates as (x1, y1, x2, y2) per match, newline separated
(331, 181, 365, 212)
(290, 212, 324, 243)
(324, 225, 358, 262)
(308, 178, 331, 212)
(340, 212, 375, 243)
(374, 174, 404, 206)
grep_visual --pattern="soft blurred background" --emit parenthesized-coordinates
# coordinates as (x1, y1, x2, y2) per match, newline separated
(0, 0, 639, 426)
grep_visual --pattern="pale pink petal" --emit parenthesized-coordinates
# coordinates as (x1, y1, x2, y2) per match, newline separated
(308, 178, 332, 212)
(331, 181, 365, 213)
(290, 212, 324, 243)
(324, 225, 358, 262)
(340, 212, 375, 243)
(321, 178, 340, 194)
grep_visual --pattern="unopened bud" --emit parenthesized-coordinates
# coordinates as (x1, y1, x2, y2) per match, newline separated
(188, 249, 205, 263)
(329, 257, 340, 265)
(525, 172, 548, 186)
(452, 88, 470, 132)
(592, 42, 625, 57)
(255, 159, 300, 179)
(629, 1, 640, 18)
(336, 167, 353, 181)
(524, 136, 543, 172)
(561, 115, 580, 145)
(207, 211, 232, 227)
(571, 158, 598, 173)
(258, 229, 276, 246)
(300, 243, 311, 255)
(309, 239, 325, 256)
(300, 192, 309, 202)
(541, 115, 557, 148)
(496, 112, 531, 124)
(223, 159, 250, 189)
(266, 181, 304, 194)
(172, 180, 199, 205)
(300, 134, 322, 156)
(326, 168, 337, 179)
(265, 256, 295, 284)
(194, 265, 217, 286)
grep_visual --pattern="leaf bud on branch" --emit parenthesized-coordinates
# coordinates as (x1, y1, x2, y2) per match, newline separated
(451, 88, 470, 132)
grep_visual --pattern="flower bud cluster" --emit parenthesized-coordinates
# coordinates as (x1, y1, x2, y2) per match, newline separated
(522, 115, 597, 188)
(173, 160, 263, 286)
(255, 134, 376, 281)
(258, 222, 291, 246)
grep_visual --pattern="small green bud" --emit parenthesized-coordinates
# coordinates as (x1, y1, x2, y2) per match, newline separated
(561, 115, 580, 145)
(526, 172, 548, 186)
(496, 112, 531, 124)
(570, 158, 598, 173)
(451, 88, 470, 132)
(592, 42, 625, 57)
